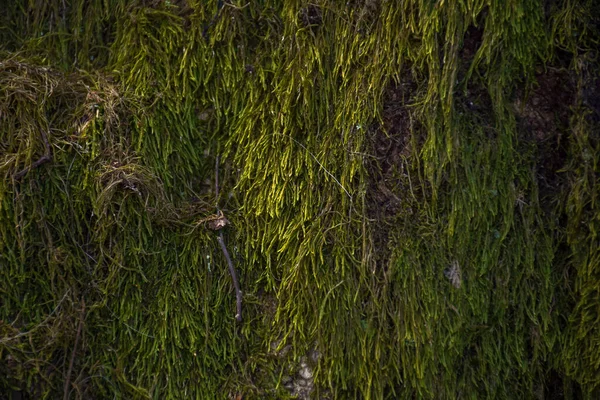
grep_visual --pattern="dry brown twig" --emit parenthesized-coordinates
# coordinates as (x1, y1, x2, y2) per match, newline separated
(214, 155, 242, 322)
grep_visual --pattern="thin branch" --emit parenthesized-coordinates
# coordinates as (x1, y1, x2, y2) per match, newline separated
(217, 232, 242, 322)
(64, 298, 85, 400)
(214, 154, 242, 322)
(13, 130, 52, 180)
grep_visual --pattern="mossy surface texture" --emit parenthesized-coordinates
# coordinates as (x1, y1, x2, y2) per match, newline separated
(1, 1, 599, 399)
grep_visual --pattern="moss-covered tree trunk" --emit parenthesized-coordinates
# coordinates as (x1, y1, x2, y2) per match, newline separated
(1, 1, 599, 399)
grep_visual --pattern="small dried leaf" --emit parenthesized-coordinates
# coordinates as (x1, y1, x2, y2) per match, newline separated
(207, 216, 229, 231)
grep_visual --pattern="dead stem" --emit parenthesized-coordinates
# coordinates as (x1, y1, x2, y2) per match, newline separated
(215, 154, 242, 322)
(217, 232, 242, 322)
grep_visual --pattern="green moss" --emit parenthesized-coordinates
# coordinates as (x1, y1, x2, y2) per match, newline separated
(0, 0, 599, 399)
